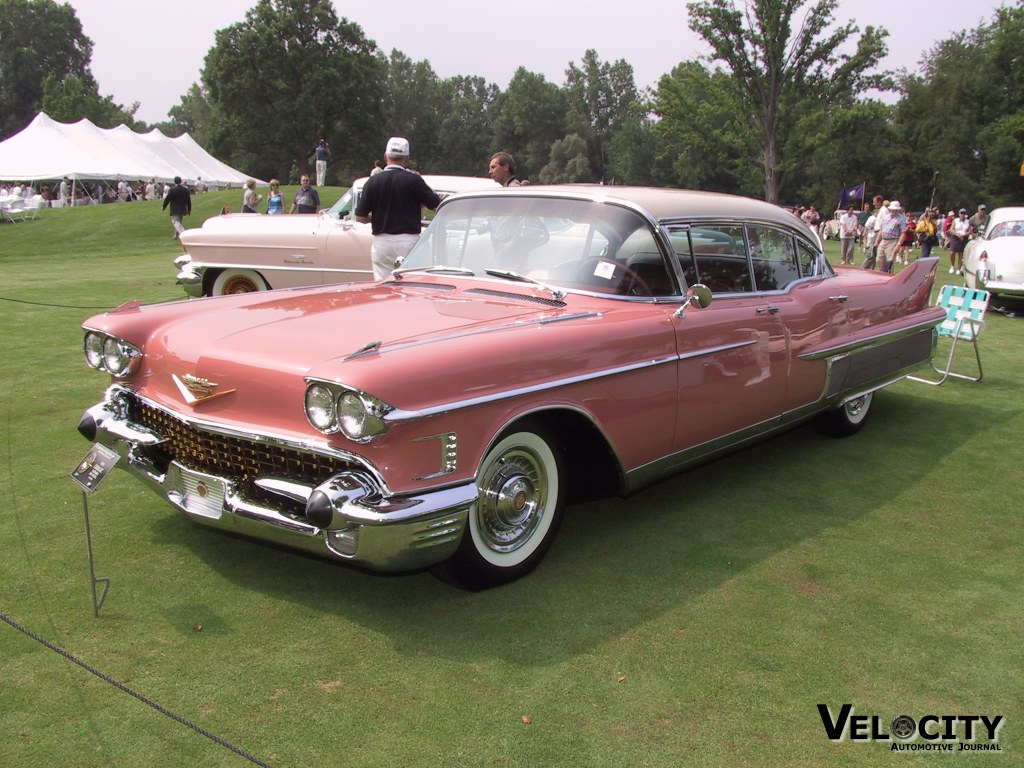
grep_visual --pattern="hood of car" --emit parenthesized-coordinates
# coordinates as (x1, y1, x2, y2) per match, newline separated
(180, 211, 342, 243)
(92, 281, 583, 429)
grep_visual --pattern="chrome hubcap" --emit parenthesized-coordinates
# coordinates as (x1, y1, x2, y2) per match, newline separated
(478, 449, 546, 553)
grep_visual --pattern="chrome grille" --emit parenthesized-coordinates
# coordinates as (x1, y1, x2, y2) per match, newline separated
(129, 399, 353, 489)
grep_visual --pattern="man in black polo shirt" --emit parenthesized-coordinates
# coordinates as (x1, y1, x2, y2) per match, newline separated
(355, 137, 441, 279)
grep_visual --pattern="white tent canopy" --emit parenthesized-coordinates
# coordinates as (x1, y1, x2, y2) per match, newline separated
(0, 113, 255, 187)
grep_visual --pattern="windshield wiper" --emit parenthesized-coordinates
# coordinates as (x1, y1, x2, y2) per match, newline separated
(484, 269, 567, 300)
(392, 265, 475, 279)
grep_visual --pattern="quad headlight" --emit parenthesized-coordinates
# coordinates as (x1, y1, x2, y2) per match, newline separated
(83, 331, 141, 377)
(304, 381, 392, 441)
(304, 383, 338, 432)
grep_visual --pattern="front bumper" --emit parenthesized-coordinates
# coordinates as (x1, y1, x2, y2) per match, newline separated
(78, 395, 473, 572)
(175, 266, 204, 297)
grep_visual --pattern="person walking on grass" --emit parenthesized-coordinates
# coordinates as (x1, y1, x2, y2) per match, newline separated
(162, 175, 191, 240)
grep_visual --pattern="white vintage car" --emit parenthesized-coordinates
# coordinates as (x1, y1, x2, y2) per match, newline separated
(175, 175, 499, 296)
(820, 210, 843, 240)
(963, 206, 1024, 298)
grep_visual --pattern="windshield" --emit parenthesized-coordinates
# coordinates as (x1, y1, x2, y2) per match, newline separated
(325, 186, 356, 220)
(401, 196, 679, 297)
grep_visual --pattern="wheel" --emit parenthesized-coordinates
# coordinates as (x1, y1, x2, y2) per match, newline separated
(814, 392, 873, 437)
(210, 269, 268, 296)
(622, 267, 655, 296)
(433, 420, 566, 590)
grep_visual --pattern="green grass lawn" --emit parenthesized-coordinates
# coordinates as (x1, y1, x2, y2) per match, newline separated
(1, 203, 1020, 767)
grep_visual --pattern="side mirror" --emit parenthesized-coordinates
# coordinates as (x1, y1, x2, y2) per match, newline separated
(687, 283, 713, 308)
(674, 283, 712, 318)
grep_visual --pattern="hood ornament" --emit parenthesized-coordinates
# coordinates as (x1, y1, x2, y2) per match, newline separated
(172, 373, 236, 406)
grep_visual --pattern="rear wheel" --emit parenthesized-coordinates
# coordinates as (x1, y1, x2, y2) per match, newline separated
(815, 392, 873, 437)
(434, 420, 566, 590)
(210, 269, 268, 296)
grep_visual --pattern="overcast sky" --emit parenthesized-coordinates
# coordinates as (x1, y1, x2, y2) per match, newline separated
(66, 0, 1010, 125)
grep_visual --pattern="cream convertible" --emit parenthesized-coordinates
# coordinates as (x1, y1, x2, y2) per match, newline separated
(175, 174, 500, 296)
(80, 187, 945, 589)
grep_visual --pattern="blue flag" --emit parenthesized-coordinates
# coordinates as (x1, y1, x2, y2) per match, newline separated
(839, 183, 866, 209)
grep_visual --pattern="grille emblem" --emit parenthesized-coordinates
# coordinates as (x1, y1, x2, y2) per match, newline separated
(172, 373, 236, 406)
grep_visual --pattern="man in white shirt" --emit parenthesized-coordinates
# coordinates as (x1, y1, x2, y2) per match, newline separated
(839, 205, 860, 265)
(861, 195, 888, 270)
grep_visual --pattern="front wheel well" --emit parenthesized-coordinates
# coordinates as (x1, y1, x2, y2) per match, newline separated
(202, 268, 222, 296)
(506, 409, 622, 503)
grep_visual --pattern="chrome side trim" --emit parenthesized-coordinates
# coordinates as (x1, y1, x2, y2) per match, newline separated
(626, 415, 784, 492)
(798, 309, 946, 360)
(384, 354, 680, 423)
(382, 340, 754, 424)
(678, 339, 757, 360)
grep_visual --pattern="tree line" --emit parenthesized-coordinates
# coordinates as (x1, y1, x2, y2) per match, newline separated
(3, 0, 1023, 212)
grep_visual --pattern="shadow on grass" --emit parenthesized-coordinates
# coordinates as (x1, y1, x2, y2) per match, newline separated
(989, 294, 1024, 318)
(145, 388, 1007, 667)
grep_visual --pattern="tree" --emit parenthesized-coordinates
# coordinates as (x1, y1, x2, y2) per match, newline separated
(379, 50, 442, 171)
(0, 0, 95, 139)
(687, 0, 890, 203)
(606, 112, 659, 186)
(539, 133, 592, 183)
(433, 76, 499, 175)
(894, 4, 1024, 209)
(564, 50, 645, 181)
(652, 61, 753, 194)
(161, 84, 217, 145)
(490, 68, 568, 181)
(40, 74, 138, 129)
(201, 0, 384, 182)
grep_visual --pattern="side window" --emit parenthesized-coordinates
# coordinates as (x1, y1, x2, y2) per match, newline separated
(666, 227, 698, 286)
(667, 224, 753, 293)
(693, 225, 752, 293)
(747, 225, 799, 291)
(797, 239, 823, 277)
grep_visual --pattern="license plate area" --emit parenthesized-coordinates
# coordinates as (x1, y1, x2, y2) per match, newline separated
(166, 462, 227, 520)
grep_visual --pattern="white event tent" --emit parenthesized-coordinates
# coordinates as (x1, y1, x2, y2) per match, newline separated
(0, 113, 256, 187)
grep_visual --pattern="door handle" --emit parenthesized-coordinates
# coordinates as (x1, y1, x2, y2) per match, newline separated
(828, 295, 849, 302)
(756, 305, 780, 315)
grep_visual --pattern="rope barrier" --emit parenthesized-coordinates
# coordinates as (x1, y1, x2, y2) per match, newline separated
(0, 611, 274, 768)
(0, 295, 114, 310)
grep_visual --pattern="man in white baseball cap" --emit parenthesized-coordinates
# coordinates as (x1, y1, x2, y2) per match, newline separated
(355, 137, 441, 279)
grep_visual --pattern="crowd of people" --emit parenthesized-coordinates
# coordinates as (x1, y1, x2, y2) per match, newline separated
(9, 151, 995, 284)
(796, 196, 990, 275)
(0, 176, 190, 207)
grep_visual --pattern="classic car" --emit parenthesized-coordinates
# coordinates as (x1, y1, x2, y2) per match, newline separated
(963, 206, 1024, 298)
(175, 174, 500, 296)
(79, 186, 946, 590)
(820, 209, 843, 240)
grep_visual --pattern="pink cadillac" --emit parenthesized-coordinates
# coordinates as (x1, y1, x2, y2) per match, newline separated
(80, 186, 945, 589)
